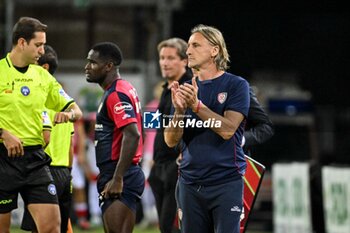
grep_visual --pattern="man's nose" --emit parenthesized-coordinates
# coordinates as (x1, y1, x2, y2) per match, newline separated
(39, 46, 45, 55)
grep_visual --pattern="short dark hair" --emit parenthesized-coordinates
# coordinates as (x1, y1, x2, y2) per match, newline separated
(12, 17, 47, 45)
(38, 45, 58, 75)
(91, 42, 123, 66)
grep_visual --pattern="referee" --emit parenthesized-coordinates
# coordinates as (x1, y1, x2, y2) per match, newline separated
(0, 17, 82, 233)
(21, 45, 76, 233)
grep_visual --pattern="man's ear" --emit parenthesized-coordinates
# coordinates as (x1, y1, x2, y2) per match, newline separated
(41, 63, 50, 71)
(17, 38, 26, 49)
(211, 45, 219, 57)
(105, 61, 114, 71)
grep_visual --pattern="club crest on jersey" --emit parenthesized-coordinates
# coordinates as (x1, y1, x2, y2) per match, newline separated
(217, 92, 227, 104)
(21, 86, 30, 96)
(114, 102, 133, 114)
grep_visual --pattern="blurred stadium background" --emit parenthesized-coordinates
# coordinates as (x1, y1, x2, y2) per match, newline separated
(1, 0, 349, 232)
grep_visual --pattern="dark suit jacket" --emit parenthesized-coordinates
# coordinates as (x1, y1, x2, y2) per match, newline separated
(244, 87, 274, 149)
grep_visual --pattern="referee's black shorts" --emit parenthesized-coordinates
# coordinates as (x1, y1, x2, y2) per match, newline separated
(21, 166, 72, 232)
(0, 144, 58, 213)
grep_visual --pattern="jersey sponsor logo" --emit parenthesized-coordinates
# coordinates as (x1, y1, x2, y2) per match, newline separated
(0, 199, 13, 205)
(21, 86, 30, 96)
(122, 113, 131, 120)
(15, 78, 33, 82)
(95, 124, 103, 131)
(114, 102, 133, 114)
(48, 184, 57, 195)
(217, 92, 227, 104)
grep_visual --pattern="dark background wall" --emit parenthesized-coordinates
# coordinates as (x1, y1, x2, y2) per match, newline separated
(172, 0, 350, 107)
(171, 0, 350, 166)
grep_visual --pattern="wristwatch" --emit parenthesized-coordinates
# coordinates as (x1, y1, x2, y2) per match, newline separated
(69, 109, 76, 122)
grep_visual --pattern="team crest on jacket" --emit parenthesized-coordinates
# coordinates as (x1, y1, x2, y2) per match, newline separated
(217, 92, 227, 104)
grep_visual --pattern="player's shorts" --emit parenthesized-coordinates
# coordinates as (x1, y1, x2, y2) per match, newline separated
(0, 144, 58, 213)
(21, 166, 72, 232)
(97, 163, 145, 213)
(177, 177, 243, 233)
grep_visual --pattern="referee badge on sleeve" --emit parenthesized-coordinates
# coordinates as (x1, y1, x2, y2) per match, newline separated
(42, 111, 51, 125)
(59, 88, 73, 101)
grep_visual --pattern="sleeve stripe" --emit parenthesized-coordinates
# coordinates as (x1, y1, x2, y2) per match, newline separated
(60, 100, 75, 112)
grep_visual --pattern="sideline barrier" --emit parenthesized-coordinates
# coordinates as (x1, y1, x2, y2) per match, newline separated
(322, 166, 350, 233)
(240, 155, 266, 233)
(272, 163, 312, 233)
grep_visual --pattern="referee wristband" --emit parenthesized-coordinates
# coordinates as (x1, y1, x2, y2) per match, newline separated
(193, 100, 202, 113)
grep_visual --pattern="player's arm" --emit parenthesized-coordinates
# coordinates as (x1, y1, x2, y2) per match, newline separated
(115, 123, 140, 180)
(104, 123, 140, 198)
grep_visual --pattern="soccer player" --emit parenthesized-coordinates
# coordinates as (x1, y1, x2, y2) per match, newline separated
(21, 45, 76, 233)
(0, 17, 82, 233)
(164, 24, 250, 233)
(84, 42, 144, 233)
